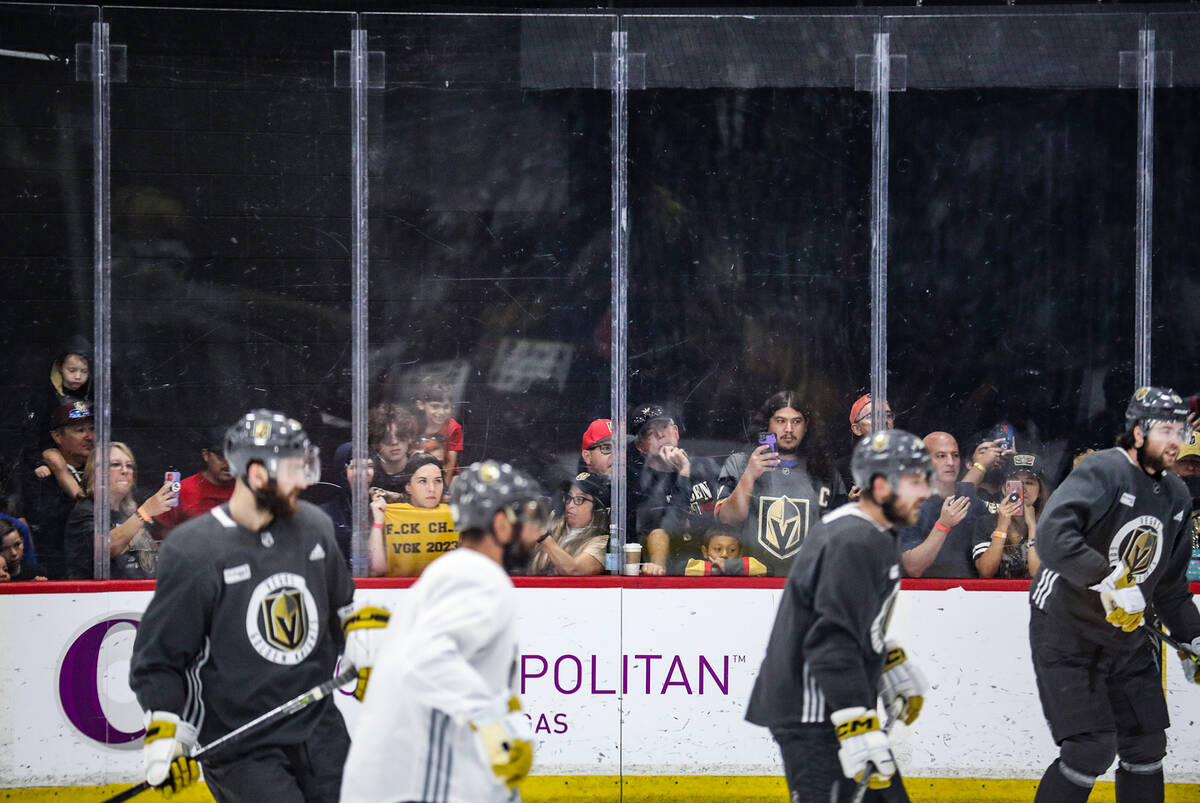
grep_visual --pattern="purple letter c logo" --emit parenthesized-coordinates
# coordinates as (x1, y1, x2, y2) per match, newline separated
(58, 616, 145, 748)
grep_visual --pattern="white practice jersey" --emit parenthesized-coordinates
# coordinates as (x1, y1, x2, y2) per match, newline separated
(341, 548, 522, 803)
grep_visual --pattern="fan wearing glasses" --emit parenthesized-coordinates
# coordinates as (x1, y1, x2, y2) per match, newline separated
(835, 393, 896, 503)
(529, 472, 610, 576)
(579, 419, 614, 476)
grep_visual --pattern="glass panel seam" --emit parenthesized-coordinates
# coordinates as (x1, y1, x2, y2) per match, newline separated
(351, 23, 370, 577)
(870, 31, 890, 433)
(92, 20, 112, 580)
(1134, 26, 1155, 388)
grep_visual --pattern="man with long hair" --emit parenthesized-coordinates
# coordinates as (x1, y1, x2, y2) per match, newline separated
(716, 390, 842, 576)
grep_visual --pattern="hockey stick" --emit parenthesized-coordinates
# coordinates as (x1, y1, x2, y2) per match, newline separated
(100, 666, 357, 803)
(1142, 624, 1200, 665)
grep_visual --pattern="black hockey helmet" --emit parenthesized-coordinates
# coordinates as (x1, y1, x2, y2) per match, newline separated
(850, 429, 933, 490)
(224, 409, 320, 484)
(1124, 386, 1189, 434)
(449, 460, 547, 534)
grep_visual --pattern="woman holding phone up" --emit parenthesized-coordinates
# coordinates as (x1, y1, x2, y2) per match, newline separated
(972, 453, 1048, 578)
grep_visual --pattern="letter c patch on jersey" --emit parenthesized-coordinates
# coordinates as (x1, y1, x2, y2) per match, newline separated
(245, 573, 320, 665)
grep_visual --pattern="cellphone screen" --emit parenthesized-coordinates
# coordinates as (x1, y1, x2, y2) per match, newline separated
(1004, 479, 1024, 515)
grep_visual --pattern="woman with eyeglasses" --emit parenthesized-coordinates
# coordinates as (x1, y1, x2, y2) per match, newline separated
(64, 442, 177, 579)
(528, 472, 610, 576)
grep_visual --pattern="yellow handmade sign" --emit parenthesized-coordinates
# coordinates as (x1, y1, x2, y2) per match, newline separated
(383, 503, 459, 577)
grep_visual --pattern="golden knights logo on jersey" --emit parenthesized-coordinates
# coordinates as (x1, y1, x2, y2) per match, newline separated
(262, 588, 308, 651)
(246, 572, 320, 665)
(1106, 515, 1164, 582)
(756, 495, 810, 560)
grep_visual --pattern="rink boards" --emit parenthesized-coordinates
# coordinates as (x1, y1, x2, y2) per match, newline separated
(2, 578, 1199, 791)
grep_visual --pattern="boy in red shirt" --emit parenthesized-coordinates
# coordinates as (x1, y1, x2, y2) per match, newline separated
(415, 378, 463, 492)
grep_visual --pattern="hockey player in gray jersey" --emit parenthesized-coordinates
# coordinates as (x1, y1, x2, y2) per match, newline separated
(746, 430, 933, 802)
(1029, 386, 1200, 803)
(341, 460, 549, 803)
(129, 410, 390, 802)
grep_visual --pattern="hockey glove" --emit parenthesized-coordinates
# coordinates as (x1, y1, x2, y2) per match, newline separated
(471, 694, 535, 791)
(831, 706, 895, 790)
(879, 640, 928, 725)
(1179, 636, 1200, 685)
(1089, 564, 1145, 632)
(143, 711, 199, 798)
(342, 605, 392, 701)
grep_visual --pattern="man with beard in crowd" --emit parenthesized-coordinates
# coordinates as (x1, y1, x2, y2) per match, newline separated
(717, 390, 841, 576)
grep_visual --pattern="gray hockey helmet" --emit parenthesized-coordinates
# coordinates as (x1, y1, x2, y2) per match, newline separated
(1125, 386, 1189, 433)
(449, 460, 547, 533)
(224, 409, 320, 484)
(850, 429, 933, 490)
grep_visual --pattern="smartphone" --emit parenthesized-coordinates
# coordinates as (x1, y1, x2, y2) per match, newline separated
(1004, 479, 1024, 517)
(165, 471, 182, 508)
(993, 424, 1015, 453)
(758, 432, 777, 452)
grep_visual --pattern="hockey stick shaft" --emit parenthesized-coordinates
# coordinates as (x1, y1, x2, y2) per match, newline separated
(99, 666, 357, 803)
(1143, 624, 1199, 664)
(851, 762, 875, 803)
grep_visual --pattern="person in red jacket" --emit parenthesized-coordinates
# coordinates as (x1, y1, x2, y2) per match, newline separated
(155, 427, 235, 533)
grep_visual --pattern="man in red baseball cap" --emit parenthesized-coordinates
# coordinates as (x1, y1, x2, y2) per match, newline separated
(836, 394, 895, 503)
(581, 419, 613, 476)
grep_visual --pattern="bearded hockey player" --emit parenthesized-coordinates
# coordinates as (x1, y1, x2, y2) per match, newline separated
(340, 459, 549, 803)
(129, 410, 388, 802)
(746, 429, 933, 802)
(1030, 386, 1200, 802)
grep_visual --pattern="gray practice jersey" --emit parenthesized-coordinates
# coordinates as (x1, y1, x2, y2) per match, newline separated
(717, 451, 834, 576)
(745, 505, 902, 728)
(130, 501, 356, 750)
(1030, 448, 1200, 647)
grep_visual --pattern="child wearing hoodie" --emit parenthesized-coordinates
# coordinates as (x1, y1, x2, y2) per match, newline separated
(21, 336, 93, 500)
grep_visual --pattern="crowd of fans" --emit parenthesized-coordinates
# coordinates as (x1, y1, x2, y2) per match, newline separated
(2, 338, 1198, 583)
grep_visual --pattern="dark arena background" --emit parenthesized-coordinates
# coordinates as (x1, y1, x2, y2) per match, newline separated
(3, 4, 1200, 801)
(1, 0, 1197, 520)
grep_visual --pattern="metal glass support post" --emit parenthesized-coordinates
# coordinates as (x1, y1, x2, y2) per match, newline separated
(869, 32, 890, 434)
(350, 26, 370, 577)
(1133, 28, 1155, 389)
(91, 21, 112, 580)
(608, 29, 629, 565)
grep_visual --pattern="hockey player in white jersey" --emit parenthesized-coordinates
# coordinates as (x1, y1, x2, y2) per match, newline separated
(341, 459, 549, 803)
